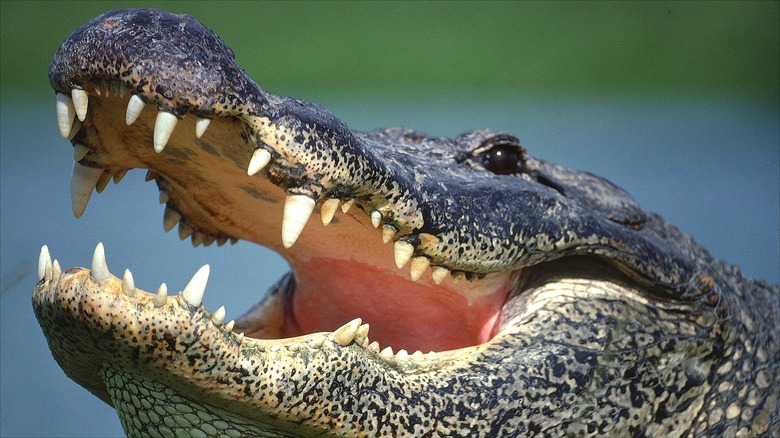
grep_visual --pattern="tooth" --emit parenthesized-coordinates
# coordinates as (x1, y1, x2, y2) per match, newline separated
(320, 198, 340, 226)
(125, 95, 145, 125)
(340, 199, 354, 213)
(153, 111, 178, 153)
(282, 194, 316, 248)
(66, 118, 81, 140)
(380, 346, 394, 358)
(195, 117, 211, 138)
(153, 283, 168, 307)
(91, 242, 110, 282)
(333, 318, 362, 346)
(247, 149, 271, 176)
(182, 265, 210, 307)
(73, 144, 89, 161)
(211, 306, 226, 325)
(178, 222, 193, 240)
(394, 241, 414, 269)
(451, 271, 464, 283)
(122, 269, 136, 297)
(70, 162, 103, 218)
(308, 337, 325, 349)
(396, 349, 409, 360)
(355, 323, 370, 345)
(412, 350, 425, 360)
(119, 82, 128, 97)
(382, 225, 396, 244)
(163, 206, 181, 232)
(224, 320, 235, 332)
(202, 234, 215, 246)
(159, 191, 170, 204)
(113, 169, 128, 184)
(370, 210, 382, 228)
(38, 245, 51, 281)
(52, 260, 61, 282)
(217, 236, 228, 246)
(101, 80, 110, 96)
(368, 341, 380, 353)
(431, 266, 449, 285)
(191, 232, 204, 247)
(235, 333, 245, 344)
(230, 237, 238, 245)
(145, 170, 158, 182)
(71, 89, 89, 122)
(95, 170, 112, 193)
(56, 93, 76, 138)
(410, 256, 430, 281)
(93, 82, 101, 96)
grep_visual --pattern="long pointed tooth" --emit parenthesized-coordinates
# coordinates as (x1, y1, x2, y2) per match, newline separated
(431, 266, 449, 285)
(118, 82, 128, 97)
(191, 232, 204, 247)
(235, 332, 245, 344)
(113, 169, 128, 184)
(340, 199, 354, 213)
(153, 283, 168, 307)
(368, 341, 380, 353)
(320, 198, 340, 226)
(163, 206, 181, 232)
(247, 149, 271, 176)
(122, 269, 136, 297)
(159, 190, 170, 204)
(224, 320, 235, 332)
(182, 265, 210, 307)
(38, 245, 51, 281)
(211, 306, 226, 325)
(282, 195, 316, 248)
(52, 260, 61, 282)
(333, 318, 362, 347)
(410, 256, 430, 281)
(56, 93, 75, 138)
(382, 225, 396, 244)
(153, 111, 177, 153)
(91, 242, 110, 282)
(125, 95, 145, 125)
(95, 170, 112, 193)
(71, 89, 89, 122)
(394, 241, 415, 269)
(70, 162, 103, 218)
(178, 222, 193, 240)
(145, 170, 158, 182)
(195, 117, 211, 138)
(355, 323, 370, 345)
(370, 210, 382, 228)
(73, 144, 89, 161)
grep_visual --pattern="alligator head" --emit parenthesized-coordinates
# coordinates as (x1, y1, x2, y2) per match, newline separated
(34, 8, 779, 436)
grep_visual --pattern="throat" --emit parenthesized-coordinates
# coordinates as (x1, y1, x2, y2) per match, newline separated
(282, 257, 513, 353)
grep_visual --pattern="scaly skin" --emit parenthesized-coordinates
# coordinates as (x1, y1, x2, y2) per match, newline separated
(34, 9, 779, 437)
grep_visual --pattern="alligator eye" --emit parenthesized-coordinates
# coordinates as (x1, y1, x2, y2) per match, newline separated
(481, 145, 522, 175)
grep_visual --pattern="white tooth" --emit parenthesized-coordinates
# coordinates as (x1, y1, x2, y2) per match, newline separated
(340, 199, 354, 213)
(71, 89, 89, 122)
(394, 241, 414, 269)
(95, 170, 112, 193)
(73, 143, 89, 161)
(431, 266, 449, 285)
(70, 162, 103, 218)
(163, 206, 181, 232)
(182, 265, 210, 307)
(159, 191, 170, 204)
(370, 210, 382, 228)
(91, 242, 110, 282)
(211, 306, 226, 325)
(382, 225, 396, 244)
(195, 117, 211, 138)
(178, 222, 193, 240)
(38, 245, 51, 281)
(282, 195, 316, 248)
(125, 95, 145, 125)
(247, 149, 271, 176)
(122, 269, 136, 297)
(320, 198, 340, 226)
(52, 260, 61, 282)
(94, 83, 101, 96)
(396, 349, 409, 360)
(410, 257, 430, 281)
(153, 111, 178, 152)
(235, 332, 245, 344)
(66, 118, 81, 140)
(308, 337, 325, 349)
(224, 320, 235, 332)
(333, 318, 362, 346)
(380, 346, 394, 358)
(113, 169, 128, 184)
(368, 341, 380, 353)
(56, 93, 76, 138)
(412, 350, 425, 360)
(355, 323, 370, 345)
(153, 283, 168, 307)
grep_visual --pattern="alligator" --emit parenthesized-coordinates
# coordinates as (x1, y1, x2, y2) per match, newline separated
(33, 8, 779, 437)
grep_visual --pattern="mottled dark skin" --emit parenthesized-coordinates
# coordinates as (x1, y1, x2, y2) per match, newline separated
(35, 8, 778, 437)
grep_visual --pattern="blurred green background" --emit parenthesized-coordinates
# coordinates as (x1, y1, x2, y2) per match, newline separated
(1, 2, 778, 437)
(2, 1, 778, 100)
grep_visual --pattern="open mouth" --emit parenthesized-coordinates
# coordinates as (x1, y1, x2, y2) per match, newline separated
(46, 79, 518, 358)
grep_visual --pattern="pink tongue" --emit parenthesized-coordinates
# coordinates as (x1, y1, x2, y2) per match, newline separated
(283, 258, 510, 352)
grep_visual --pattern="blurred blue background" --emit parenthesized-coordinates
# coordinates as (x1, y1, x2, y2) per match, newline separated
(1, 2, 778, 436)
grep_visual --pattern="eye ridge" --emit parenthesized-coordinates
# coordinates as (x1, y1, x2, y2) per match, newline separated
(481, 144, 522, 175)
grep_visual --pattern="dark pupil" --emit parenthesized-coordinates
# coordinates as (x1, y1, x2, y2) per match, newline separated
(482, 146, 520, 174)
